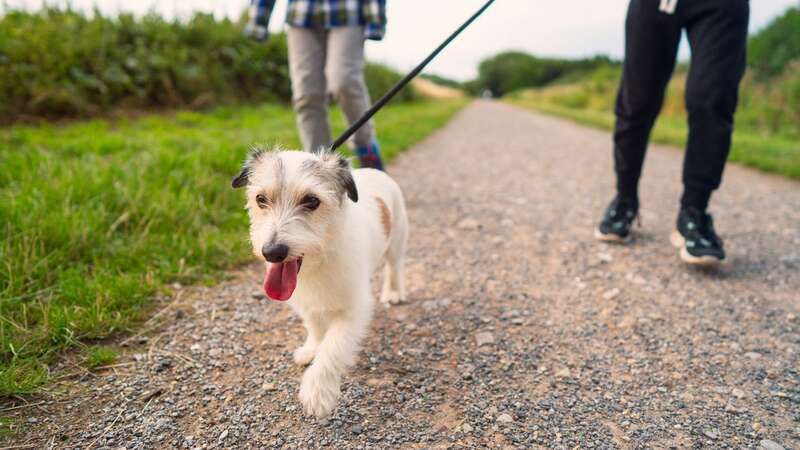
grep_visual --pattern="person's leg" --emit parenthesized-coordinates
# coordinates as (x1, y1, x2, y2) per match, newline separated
(613, 0, 682, 202)
(288, 26, 332, 152)
(681, 0, 749, 212)
(596, 0, 682, 242)
(325, 26, 384, 169)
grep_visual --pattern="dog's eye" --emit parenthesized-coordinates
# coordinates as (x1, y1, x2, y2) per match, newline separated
(255, 194, 269, 209)
(300, 194, 320, 211)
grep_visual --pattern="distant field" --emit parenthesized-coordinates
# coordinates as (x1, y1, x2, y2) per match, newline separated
(412, 78, 464, 100)
(508, 66, 800, 179)
(0, 99, 467, 396)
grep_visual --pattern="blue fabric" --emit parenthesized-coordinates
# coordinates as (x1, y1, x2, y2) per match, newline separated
(355, 140, 384, 171)
(247, 0, 387, 41)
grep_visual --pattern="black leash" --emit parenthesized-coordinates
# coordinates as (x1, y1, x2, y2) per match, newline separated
(330, 0, 496, 152)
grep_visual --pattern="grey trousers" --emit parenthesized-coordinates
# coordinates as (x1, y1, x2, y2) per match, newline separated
(287, 26, 375, 152)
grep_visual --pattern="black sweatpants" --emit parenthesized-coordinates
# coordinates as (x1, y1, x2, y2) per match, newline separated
(614, 0, 749, 211)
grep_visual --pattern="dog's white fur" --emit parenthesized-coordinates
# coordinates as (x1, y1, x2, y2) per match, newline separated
(234, 148, 408, 419)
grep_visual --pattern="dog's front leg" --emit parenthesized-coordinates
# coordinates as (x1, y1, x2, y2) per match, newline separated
(294, 314, 324, 366)
(298, 310, 369, 419)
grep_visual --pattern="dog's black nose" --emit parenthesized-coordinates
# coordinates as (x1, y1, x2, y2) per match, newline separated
(262, 243, 289, 263)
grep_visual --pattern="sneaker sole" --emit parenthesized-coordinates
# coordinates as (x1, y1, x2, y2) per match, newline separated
(670, 230, 723, 266)
(595, 227, 630, 243)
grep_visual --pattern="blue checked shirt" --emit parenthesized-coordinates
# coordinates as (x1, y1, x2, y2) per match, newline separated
(246, 0, 387, 41)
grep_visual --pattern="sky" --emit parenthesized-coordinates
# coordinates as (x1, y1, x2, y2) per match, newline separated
(4, 0, 798, 80)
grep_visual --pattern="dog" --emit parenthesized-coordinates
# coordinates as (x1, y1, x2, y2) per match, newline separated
(232, 147, 408, 419)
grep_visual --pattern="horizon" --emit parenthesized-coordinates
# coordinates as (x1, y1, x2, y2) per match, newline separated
(3, 0, 798, 80)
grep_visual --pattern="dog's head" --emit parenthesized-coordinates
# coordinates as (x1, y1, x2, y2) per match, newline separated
(232, 148, 358, 301)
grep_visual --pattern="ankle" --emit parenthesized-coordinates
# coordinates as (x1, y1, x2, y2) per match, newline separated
(680, 188, 711, 213)
(616, 193, 639, 209)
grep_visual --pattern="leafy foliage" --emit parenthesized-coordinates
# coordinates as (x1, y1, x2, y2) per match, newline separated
(364, 62, 418, 103)
(0, 8, 416, 122)
(420, 73, 462, 90)
(0, 8, 291, 121)
(465, 52, 618, 97)
(748, 6, 800, 78)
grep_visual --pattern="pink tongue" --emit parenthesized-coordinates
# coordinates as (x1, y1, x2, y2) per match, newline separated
(264, 260, 299, 301)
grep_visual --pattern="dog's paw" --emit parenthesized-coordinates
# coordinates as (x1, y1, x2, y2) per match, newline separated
(293, 345, 317, 366)
(299, 369, 340, 419)
(380, 289, 406, 307)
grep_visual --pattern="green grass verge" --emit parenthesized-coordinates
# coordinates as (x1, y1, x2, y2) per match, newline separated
(0, 99, 467, 396)
(508, 93, 800, 180)
(84, 345, 118, 369)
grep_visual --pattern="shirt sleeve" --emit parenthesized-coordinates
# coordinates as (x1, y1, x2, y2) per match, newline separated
(245, 0, 276, 40)
(363, 0, 387, 41)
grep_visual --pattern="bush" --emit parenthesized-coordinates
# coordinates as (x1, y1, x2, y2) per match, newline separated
(737, 61, 800, 137)
(364, 62, 418, 104)
(466, 52, 618, 97)
(748, 6, 800, 79)
(0, 8, 416, 122)
(0, 8, 291, 121)
(419, 73, 462, 90)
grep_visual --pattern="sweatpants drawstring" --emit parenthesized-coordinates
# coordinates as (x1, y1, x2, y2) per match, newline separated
(659, 0, 678, 14)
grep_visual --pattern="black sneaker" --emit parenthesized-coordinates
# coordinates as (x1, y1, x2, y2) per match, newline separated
(670, 207, 725, 265)
(595, 196, 639, 242)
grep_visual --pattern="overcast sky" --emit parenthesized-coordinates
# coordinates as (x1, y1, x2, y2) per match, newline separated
(5, 0, 798, 80)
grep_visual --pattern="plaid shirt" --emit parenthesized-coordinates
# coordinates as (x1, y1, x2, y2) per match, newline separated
(246, 0, 387, 41)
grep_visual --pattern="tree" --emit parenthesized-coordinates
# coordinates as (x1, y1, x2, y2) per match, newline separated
(748, 6, 800, 78)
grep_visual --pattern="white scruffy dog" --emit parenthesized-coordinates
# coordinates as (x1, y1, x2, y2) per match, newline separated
(232, 147, 408, 419)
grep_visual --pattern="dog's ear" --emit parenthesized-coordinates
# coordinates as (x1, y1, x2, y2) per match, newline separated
(231, 166, 250, 189)
(318, 151, 359, 203)
(338, 157, 359, 203)
(231, 148, 268, 189)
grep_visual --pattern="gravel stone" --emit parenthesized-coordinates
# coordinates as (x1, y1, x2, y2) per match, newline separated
(703, 429, 720, 440)
(602, 288, 620, 300)
(475, 332, 494, 346)
(496, 413, 513, 423)
(759, 439, 785, 450)
(457, 218, 480, 230)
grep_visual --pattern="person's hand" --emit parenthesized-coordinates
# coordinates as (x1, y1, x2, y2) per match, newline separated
(244, 23, 269, 42)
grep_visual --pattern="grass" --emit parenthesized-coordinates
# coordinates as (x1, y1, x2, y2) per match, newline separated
(507, 69, 800, 179)
(0, 98, 467, 396)
(84, 345, 118, 369)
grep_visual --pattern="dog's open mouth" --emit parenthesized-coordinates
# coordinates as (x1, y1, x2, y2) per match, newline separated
(264, 258, 303, 302)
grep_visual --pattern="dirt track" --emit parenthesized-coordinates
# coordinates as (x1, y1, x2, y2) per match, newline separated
(9, 100, 800, 449)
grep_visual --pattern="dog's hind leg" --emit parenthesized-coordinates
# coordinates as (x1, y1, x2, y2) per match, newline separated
(299, 306, 371, 419)
(294, 313, 324, 366)
(380, 254, 406, 306)
(380, 211, 408, 306)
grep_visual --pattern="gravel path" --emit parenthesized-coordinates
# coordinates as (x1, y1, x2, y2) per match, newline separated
(8, 100, 800, 449)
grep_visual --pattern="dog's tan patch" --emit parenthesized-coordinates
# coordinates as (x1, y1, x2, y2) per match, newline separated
(375, 197, 391, 237)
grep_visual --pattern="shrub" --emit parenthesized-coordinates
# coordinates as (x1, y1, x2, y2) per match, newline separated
(364, 62, 418, 104)
(419, 73, 462, 90)
(467, 52, 618, 97)
(0, 8, 291, 121)
(0, 8, 417, 122)
(748, 6, 800, 79)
